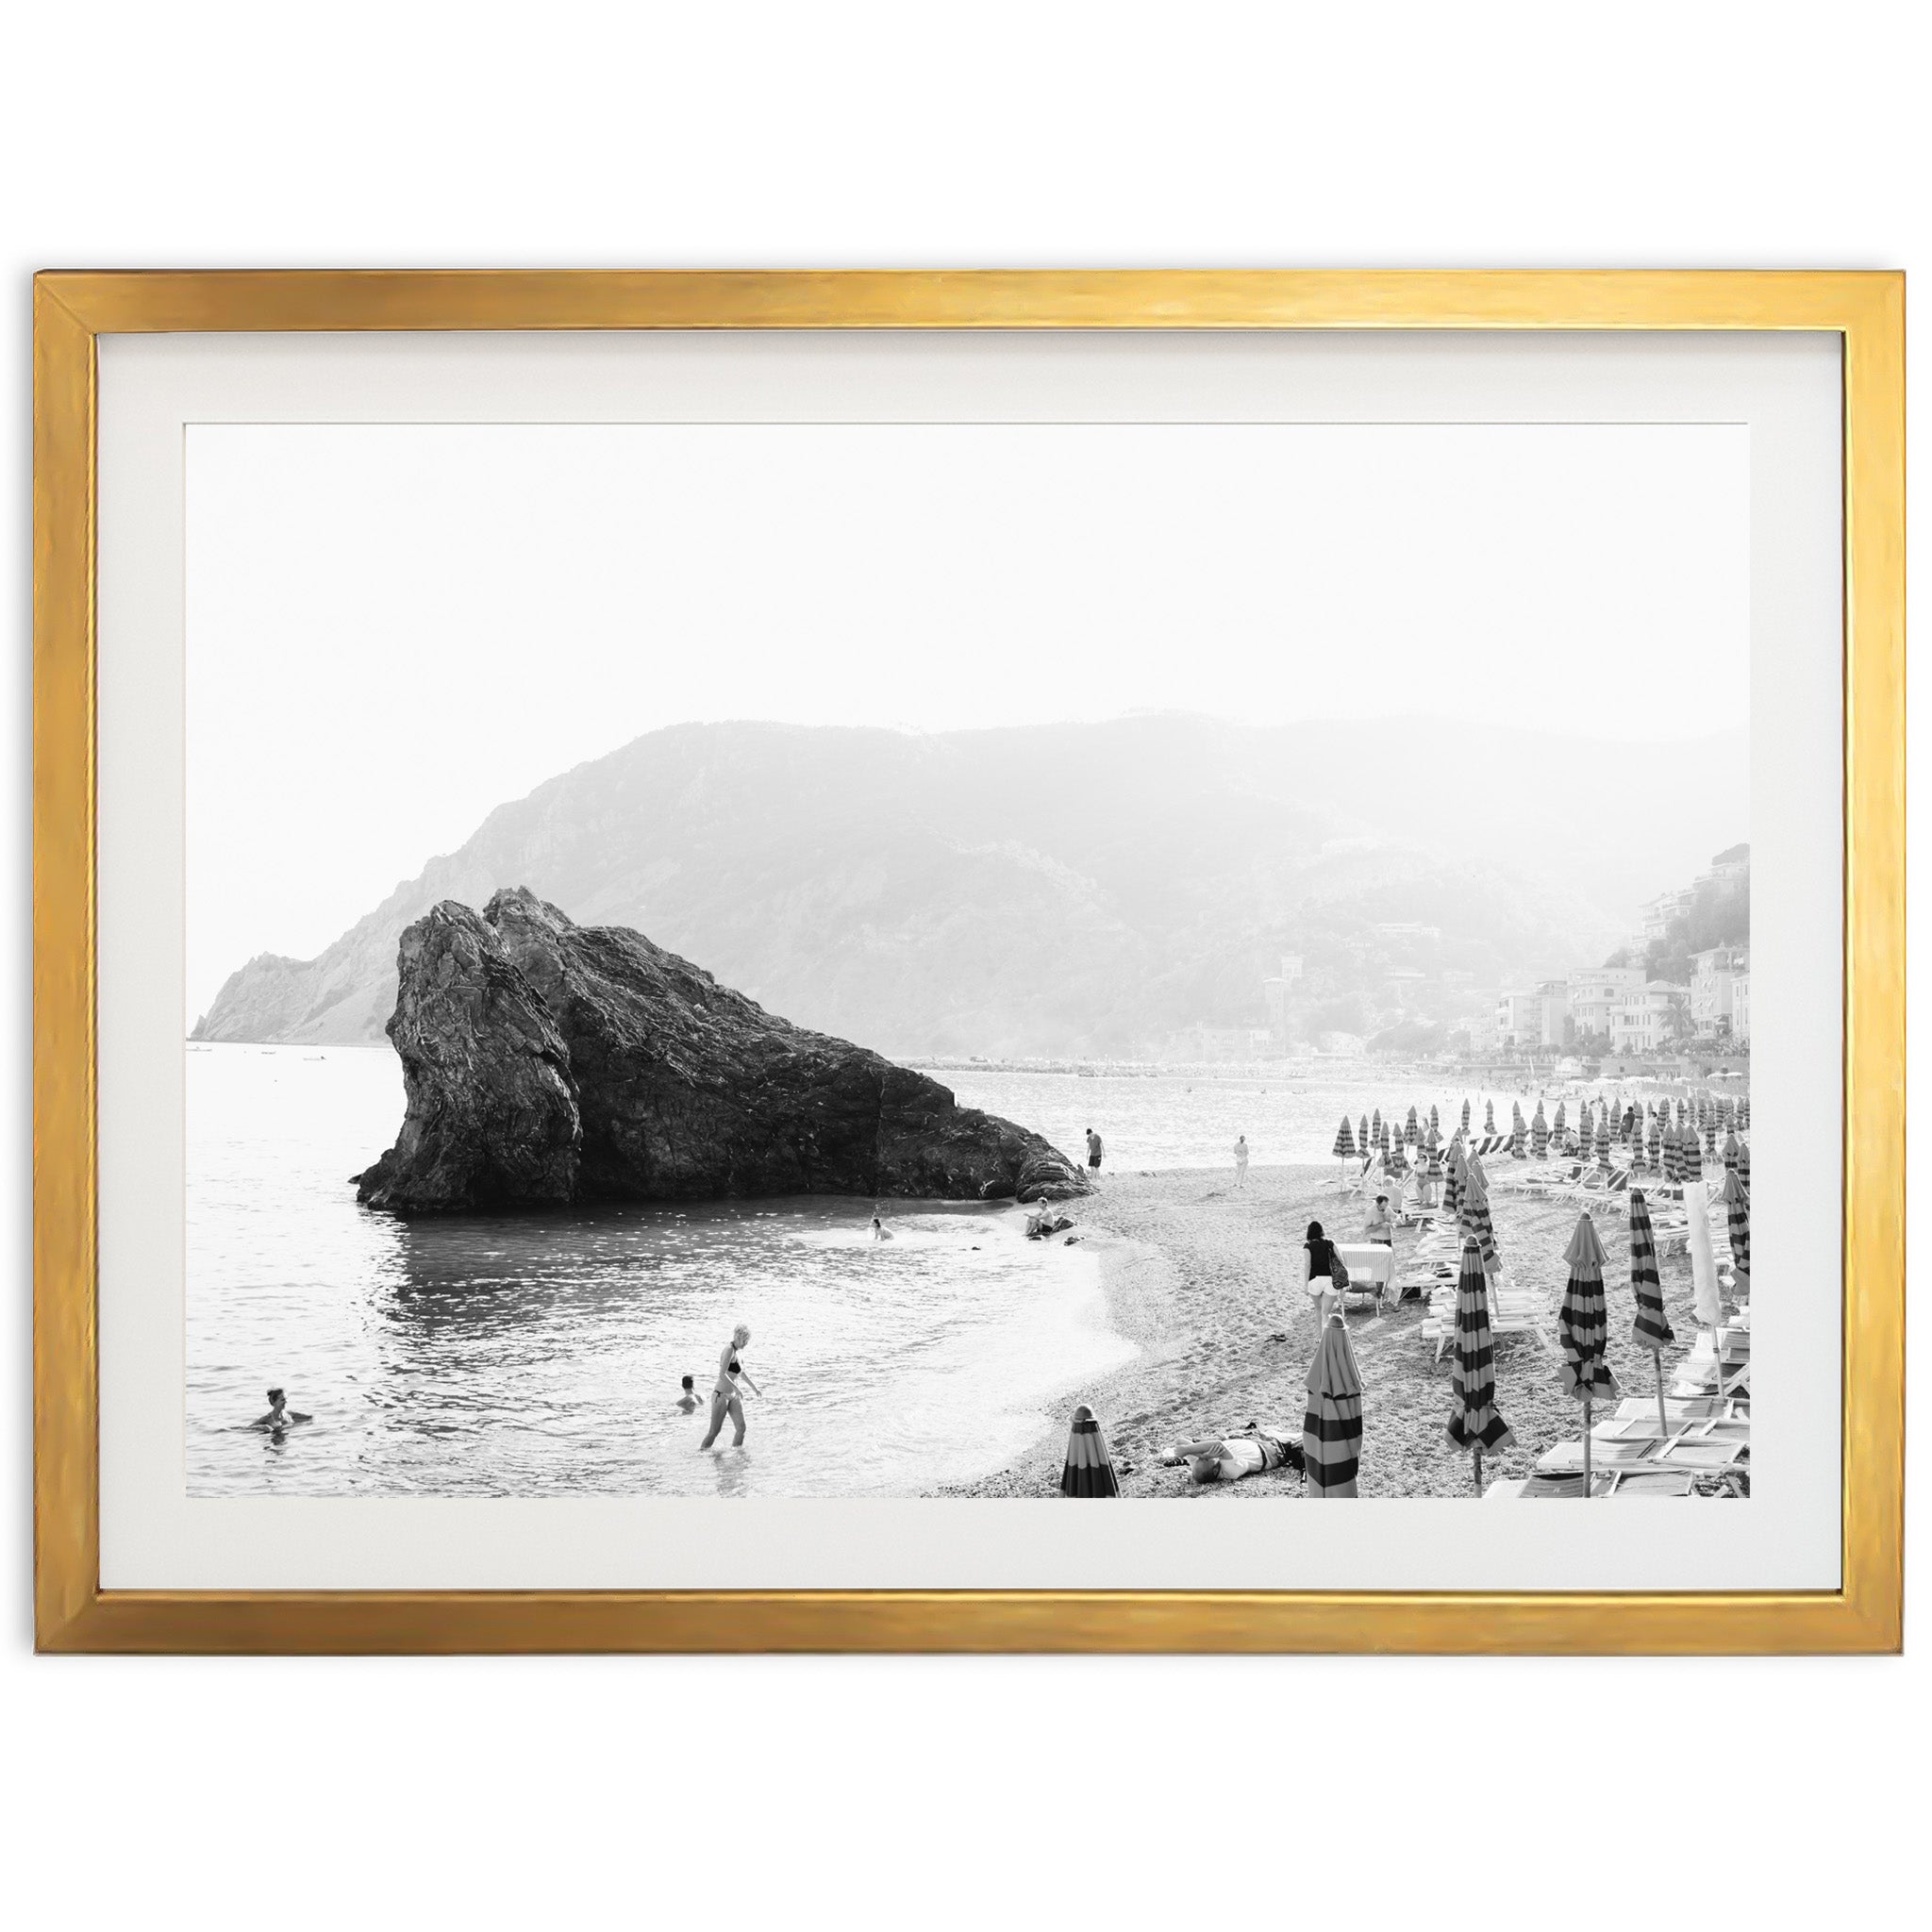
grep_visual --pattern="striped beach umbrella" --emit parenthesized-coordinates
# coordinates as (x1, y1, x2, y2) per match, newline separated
(1359, 1114, 1371, 1159)
(1629, 1187, 1675, 1438)
(1441, 1138, 1466, 1221)
(1704, 1115, 1719, 1158)
(1530, 1101, 1549, 1158)
(1058, 1404, 1119, 1497)
(1405, 1115, 1419, 1146)
(1739, 1098, 1751, 1129)
(1303, 1317, 1363, 1498)
(1460, 1098, 1471, 1133)
(1372, 1108, 1383, 1142)
(1483, 1099, 1496, 1134)
(1553, 1099, 1567, 1143)
(1332, 1114, 1357, 1161)
(1593, 1110, 1611, 1167)
(1424, 1118, 1441, 1152)
(1723, 1128, 1740, 1173)
(1738, 1138, 1751, 1186)
(1446, 1237, 1515, 1489)
(1387, 1133, 1409, 1178)
(1574, 1099, 1591, 1156)
(1647, 1108, 1664, 1165)
(1430, 1104, 1441, 1135)
(1457, 1152, 1499, 1272)
(1558, 1211, 1622, 1395)
(1509, 1118, 1526, 1159)
(1721, 1169, 1751, 1292)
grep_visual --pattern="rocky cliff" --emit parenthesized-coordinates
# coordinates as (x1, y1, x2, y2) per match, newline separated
(353, 889, 1090, 1211)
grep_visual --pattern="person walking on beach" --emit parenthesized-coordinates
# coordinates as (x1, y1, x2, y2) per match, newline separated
(699, 1324, 761, 1450)
(1234, 1134, 1249, 1187)
(1086, 1127, 1104, 1174)
(1303, 1221, 1344, 1328)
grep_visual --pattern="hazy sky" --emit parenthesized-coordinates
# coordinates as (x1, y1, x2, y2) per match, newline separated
(187, 421, 1748, 1019)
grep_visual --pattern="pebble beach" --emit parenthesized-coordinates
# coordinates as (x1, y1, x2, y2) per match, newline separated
(944, 1160, 1714, 1499)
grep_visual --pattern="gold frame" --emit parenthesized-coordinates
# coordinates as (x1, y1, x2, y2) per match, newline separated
(33, 270, 1904, 1653)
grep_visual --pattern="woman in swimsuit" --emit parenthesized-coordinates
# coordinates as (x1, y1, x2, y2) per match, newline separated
(699, 1323, 761, 1449)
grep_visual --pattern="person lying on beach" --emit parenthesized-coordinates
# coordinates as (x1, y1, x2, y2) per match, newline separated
(1167, 1428, 1304, 1483)
(870, 1214, 893, 1241)
(250, 1388, 311, 1431)
(699, 1325, 762, 1450)
(675, 1374, 700, 1413)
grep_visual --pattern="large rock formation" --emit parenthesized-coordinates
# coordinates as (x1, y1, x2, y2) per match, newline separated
(354, 888, 1089, 1211)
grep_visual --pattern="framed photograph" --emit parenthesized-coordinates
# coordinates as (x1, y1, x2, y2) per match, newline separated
(33, 271, 1903, 1652)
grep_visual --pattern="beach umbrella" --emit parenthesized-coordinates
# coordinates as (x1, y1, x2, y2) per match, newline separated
(1424, 1118, 1441, 1152)
(1721, 1169, 1751, 1294)
(1372, 1108, 1383, 1142)
(1530, 1101, 1549, 1159)
(1553, 1099, 1567, 1142)
(1359, 1114, 1371, 1160)
(1058, 1404, 1120, 1497)
(1303, 1316, 1364, 1498)
(1483, 1099, 1496, 1134)
(1647, 1109, 1664, 1166)
(1332, 1114, 1357, 1167)
(1628, 1190, 1675, 1439)
(1457, 1152, 1499, 1273)
(1739, 1098, 1750, 1129)
(1738, 1138, 1751, 1187)
(1407, 1104, 1419, 1134)
(1387, 1134, 1409, 1179)
(1557, 1211, 1621, 1495)
(1574, 1099, 1590, 1156)
(1446, 1237, 1515, 1492)
(1723, 1128, 1740, 1173)
(1405, 1115, 1419, 1146)
(1430, 1104, 1441, 1134)
(1704, 1116, 1719, 1158)
(1460, 1098, 1471, 1133)
(1593, 1110, 1611, 1168)
(1441, 1138, 1466, 1221)
(1509, 1119, 1526, 1159)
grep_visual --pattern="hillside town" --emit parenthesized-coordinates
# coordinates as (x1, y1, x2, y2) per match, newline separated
(1151, 845, 1750, 1073)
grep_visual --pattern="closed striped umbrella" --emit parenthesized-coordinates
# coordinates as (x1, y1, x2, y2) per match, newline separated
(1557, 1211, 1622, 1404)
(1457, 1151, 1499, 1272)
(1553, 1099, 1567, 1143)
(1628, 1188, 1675, 1438)
(1647, 1108, 1664, 1165)
(1740, 1097, 1751, 1129)
(1441, 1138, 1466, 1221)
(1424, 1118, 1441, 1152)
(1483, 1099, 1496, 1134)
(1059, 1404, 1120, 1497)
(1460, 1098, 1471, 1133)
(1509, 1117, 1526, 1159)
(1446, 1237, 1515, 1488)
(1430, 1104, 1441, 1135)
(1332, 1114, 1357, 1160)
(1359, 1114, 1371, 1159)
(1704, 1115, 1718, 1158)
(1372, 1108, 1383, 1143)
(1723, 1128, 1740, 1173)
(1530, 1102, 1549, 1158)
(1722, 1169, 1751, 1291)
(1738, 1138, 1751, 1186)
(1593, 1109, 1611, 1167)
(1303, 1317, 1363, 1497)
(1405, 1108, 1419, 1145)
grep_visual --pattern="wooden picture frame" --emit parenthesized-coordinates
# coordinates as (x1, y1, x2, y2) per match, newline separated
(32, 270, 1904, 1653)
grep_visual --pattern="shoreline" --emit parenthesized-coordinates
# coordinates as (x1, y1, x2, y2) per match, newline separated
(942, 1160, 1717, 1499)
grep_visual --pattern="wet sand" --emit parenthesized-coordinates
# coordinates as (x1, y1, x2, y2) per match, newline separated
(944, 1161, 1714, 1499)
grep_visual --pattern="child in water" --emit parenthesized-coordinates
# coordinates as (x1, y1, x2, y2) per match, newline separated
(675, 1374, 699, 1413)
(870, 1214, 893, 1241)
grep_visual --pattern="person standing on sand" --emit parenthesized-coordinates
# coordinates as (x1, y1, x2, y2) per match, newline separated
(1304, 1220, 1343, 1328)
(699, 1324, 761, 1450)
(1086, 1127, 1104, 1174)
(1234, 1134, 1249, 1187)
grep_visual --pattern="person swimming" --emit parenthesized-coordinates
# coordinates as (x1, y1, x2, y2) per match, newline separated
(675, 1374, 699, 1413)
(250, 1387, 311, 1431)
(870, 1213, 893, 1241)
(699, 1324, 762, 1449)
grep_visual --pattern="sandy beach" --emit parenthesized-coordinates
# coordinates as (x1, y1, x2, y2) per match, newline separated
(945, 1160, 1715, 1499)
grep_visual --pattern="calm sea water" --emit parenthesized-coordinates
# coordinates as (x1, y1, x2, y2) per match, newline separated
(186, 1046, 1642, 1497)
(185, 1047, 1133, 1498)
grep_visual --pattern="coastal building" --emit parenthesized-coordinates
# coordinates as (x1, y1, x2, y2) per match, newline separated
(1568, 965, 1643, 1042)
(1260, 953, 1305, 1039)
(1731, 970, 1751, 1043)
(1690, 944, 1749, 1037)
(1608, 980, 1689, 1054)
(1494, 981, 1574, 1050)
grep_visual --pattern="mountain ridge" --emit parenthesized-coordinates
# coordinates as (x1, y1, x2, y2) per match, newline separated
(194, 714, 1748, 1058)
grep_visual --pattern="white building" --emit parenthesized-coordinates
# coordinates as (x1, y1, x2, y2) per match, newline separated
(1690, 944, 1749, 1037)
(1569, 965, 1643, 1042)
(1732, 971, 1751, 1042)
(1608, 981, 1689, 1054)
